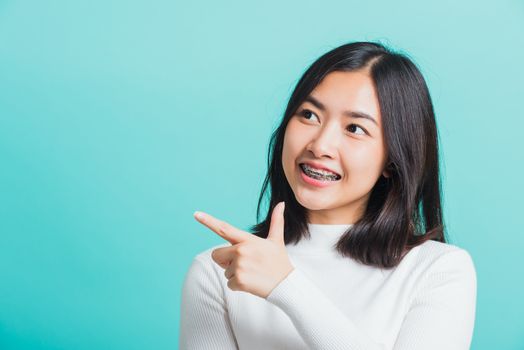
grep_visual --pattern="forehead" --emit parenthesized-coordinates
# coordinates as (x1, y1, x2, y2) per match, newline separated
(307, 70, 382, 125)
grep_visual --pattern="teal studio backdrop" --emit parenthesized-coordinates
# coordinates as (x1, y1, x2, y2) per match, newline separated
(0, 0, 523, 349)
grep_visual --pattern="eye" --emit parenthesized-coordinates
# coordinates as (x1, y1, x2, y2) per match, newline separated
(298, 108, 368, 136)
(298, 109, 320, 122)
(347, 124, 367, 136)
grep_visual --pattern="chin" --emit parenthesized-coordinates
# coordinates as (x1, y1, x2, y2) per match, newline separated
(294, 191, 335, 210)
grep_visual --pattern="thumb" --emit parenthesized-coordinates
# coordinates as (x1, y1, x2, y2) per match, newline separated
(267, 201, 285, 245)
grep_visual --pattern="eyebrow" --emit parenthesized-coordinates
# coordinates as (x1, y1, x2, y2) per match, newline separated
(303, 95, 378, 126)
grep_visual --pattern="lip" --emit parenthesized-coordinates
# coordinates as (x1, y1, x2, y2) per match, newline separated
(299, 161, 341, 176)
(299, 166, 340, 188)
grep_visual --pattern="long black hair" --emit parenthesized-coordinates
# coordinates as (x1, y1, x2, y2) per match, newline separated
(249, 41, 446, 268)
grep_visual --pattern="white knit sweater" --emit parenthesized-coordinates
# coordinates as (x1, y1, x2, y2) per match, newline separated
(179, 223, 477, 349)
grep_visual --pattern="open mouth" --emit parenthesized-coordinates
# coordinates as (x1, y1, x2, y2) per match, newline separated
(299, 163, 341, 182)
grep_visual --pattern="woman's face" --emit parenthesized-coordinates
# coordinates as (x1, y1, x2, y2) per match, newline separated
(282, 70, 389, 224)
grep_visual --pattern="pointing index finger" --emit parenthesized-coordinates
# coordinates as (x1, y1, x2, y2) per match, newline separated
(194, 211, 249, 245)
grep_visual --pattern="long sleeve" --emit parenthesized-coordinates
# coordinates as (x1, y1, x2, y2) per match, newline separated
(392, 249, 477, 349)
(179, 256, 239, 350)
(265, 249, 477, 350)
(266, 266, 386, 350)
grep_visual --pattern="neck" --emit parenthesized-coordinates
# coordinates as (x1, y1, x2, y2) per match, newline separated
(306, 205, 365, 224)
(284, 223, 354, 254)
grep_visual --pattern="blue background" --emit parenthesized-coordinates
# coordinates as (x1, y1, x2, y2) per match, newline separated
(1, 0, 523, 349)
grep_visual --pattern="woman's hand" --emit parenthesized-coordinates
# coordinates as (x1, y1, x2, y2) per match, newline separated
(193, 201, 294, 299)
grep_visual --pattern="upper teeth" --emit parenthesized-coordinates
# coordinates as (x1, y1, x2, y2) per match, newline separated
(302, 164, 340, 177)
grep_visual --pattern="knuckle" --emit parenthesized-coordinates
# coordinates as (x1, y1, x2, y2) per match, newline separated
(227, 279, 234, 289)
(218, 222, 230, 235)
(234, 264, 244, 275)
(211, 250, 224, 265)
(227, 278, 238, 291)
(211, 249, 219, 261)
(236, 277, 246, 289)
(235, 270, 246, 283)
(235, 244, 249, 256)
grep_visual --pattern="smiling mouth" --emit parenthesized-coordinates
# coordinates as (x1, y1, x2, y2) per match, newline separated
(299, 163, 341, 181)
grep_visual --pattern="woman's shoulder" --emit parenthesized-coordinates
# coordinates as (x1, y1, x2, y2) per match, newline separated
(415, 239, 473, 259)
(181, 243, 231, 290)
(405, 240, 477, 313)
(409, 239, 476, 277)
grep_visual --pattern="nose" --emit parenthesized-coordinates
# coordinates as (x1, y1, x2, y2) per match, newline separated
(306, 122, 340, 159)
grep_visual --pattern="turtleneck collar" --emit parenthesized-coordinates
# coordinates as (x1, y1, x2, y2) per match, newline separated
(286, 223, 353, 254)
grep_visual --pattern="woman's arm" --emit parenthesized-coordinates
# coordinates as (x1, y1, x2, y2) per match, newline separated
(265, 249, 477, 350)
(179, 256, 239, 350)
(392, 249, 477, 349)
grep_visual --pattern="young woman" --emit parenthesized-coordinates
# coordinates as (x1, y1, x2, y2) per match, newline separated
(180, 41, 477, 350)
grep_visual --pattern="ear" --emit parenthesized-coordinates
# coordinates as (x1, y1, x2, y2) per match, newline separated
(382, 162, 394, 178)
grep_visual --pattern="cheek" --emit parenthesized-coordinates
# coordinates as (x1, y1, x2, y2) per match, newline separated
(282, 124, 302, 165)
(281, 130, 296, 179)
(342, 143, 386, 176)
